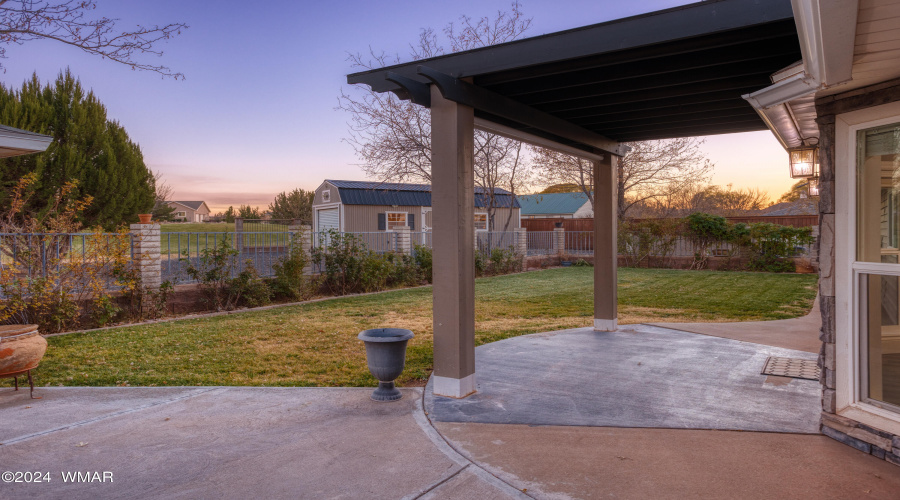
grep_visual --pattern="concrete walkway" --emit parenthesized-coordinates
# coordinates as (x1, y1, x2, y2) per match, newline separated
(649, 297, 822, 353)
(2, 384, 899, 499)
(0, 387, 525, 500)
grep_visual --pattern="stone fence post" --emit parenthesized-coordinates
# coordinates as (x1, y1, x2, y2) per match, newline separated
(553, 226, 566, 256)
(234, 217, 244, 253)
(395, 226, 411, 255)
(288, 222, 313, 275)
(130, 223, 161, 312)
(516, 228, 528, 269)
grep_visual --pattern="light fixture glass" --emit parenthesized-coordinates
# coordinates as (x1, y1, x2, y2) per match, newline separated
(789, 147, 818, 178)
(807, 177, 820, 197)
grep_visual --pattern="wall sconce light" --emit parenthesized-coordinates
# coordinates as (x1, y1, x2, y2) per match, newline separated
(789, 146, 819, 179)
(807, 177, 820, 197)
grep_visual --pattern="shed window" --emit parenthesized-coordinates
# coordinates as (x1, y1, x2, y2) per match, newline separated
(322, 189, 331, 203)
(386, 212, 407, 231)
(474, 213, 488, 231)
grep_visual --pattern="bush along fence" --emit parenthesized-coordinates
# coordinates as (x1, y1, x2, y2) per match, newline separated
(1, 214, 814, 332)
(617, 213, 817, 272)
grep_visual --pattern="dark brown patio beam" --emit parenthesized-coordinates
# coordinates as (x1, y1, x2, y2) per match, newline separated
(416, 66, 626, 157)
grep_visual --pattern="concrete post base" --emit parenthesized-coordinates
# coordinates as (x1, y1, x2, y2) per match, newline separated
(594, 318, 618, 332)
(433, 374, 476, 399)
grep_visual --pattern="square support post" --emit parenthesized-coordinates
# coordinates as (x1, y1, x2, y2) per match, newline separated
(593, 155, 618, 331)
(431, 85, 476, 398)
(516, 228, 528, 269)
(395, 226, 412, 255)
(554, 226, 566, 256)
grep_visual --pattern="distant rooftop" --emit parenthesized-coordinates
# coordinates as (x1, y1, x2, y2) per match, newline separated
(171, 201, 207, 210)
(518, 192, 590, 215)
(324, 180, 519, 208)
(761, 198, 819, 216)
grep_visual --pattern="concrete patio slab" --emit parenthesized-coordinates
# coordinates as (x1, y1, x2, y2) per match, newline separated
(425, 325, 821, 433)
(0, 387, 524, 500)
(649, 297, 821, 353)
(435, 422, 900, 500)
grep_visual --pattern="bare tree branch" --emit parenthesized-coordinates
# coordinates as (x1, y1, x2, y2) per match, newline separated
(0, 0, 187, 78)
(338, 2, 535, 223)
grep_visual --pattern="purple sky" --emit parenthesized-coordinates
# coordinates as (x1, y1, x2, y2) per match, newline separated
(1, 0, 794, 213)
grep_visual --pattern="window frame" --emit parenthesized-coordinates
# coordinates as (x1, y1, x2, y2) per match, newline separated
(385, 211, 408, 232)
(474, 212, 489, 232)
(837, 99, 900, 436)
(322, 189, 331, 203)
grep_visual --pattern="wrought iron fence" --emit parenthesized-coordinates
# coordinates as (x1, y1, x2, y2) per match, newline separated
(0, 232, 133, 278)
(477, 231, 518, 256)
(162, 232, 294, 284)
(526, 231, 554, 256)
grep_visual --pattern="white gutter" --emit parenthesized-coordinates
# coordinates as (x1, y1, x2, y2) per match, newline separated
(741, 0, 858, 150)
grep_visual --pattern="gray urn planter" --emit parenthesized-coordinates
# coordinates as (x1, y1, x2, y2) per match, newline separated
(358, 328, 414, 402)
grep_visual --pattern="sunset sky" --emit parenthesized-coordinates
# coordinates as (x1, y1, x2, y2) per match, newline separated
(2, 0, 796, 213)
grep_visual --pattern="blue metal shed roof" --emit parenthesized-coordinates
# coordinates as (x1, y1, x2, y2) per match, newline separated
(518, 192, 590, 215)
(326, 180, 520, 208)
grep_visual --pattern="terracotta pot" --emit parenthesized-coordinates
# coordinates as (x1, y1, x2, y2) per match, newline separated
(138, 213, 153, 224)
(0, 325, 47, 377)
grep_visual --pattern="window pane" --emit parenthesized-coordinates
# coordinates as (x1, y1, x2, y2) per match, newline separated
(860, 272, 900, 409)
(387, 213, 406, 230)
(857, 122, 900, 262)
(474, 214, 487, 231)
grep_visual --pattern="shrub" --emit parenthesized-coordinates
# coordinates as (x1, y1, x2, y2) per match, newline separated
(183, 238, 243, 311)
(476, 247, 522, 277)
(685, 213, 732, 269)
(746, 223, 814, 273)
(413, 244, 433, 283)
(231, 260, 272, 308)
(270, 235, 311, 301)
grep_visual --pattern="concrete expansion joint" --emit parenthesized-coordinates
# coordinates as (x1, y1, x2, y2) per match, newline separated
(0, 387, 221, 447)
(410, 385, 534, 500)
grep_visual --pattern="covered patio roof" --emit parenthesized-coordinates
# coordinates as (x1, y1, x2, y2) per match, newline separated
(348, 0, 802, 156)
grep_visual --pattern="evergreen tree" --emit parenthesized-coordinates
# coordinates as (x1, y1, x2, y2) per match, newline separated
(0, 70, 155, 229)
(223, 206, 235, 223)
(268, 188, 314, 223)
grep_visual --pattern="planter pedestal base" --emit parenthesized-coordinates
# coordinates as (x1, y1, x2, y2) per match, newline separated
(371, 381, 402, 402)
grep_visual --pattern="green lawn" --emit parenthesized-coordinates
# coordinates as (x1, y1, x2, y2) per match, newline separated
(34, 267, 817, 388)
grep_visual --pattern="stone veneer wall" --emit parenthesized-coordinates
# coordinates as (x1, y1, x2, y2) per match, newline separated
(815, 78, 900, 466)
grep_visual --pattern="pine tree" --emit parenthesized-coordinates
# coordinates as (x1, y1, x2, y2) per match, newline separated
(0, 70, 155, 229)
(268, 188, 314, 223)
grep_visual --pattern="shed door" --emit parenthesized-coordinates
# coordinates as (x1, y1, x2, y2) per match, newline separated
(317, 208, 340, 232)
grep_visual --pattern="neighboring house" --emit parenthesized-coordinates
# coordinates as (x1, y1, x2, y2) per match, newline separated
(518, 192, 592, 219)
(760, 198, 819, 217)
(166, 201, 211, 223)
(312, 180, 521, 233)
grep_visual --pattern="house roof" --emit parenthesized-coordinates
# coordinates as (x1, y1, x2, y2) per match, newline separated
(347, 0, 800, 154)
(325, 180, 520, 208)
(760, 198, 818, 216)
(0, 124, 52, 158)
(171, 201, 208, 210)
(518, 192, 590, 215)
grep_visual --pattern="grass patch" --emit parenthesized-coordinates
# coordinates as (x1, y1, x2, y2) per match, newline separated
(34, 267, 817, 388)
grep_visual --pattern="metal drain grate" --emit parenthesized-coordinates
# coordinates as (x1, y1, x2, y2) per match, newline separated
(761, 356, 820, 381)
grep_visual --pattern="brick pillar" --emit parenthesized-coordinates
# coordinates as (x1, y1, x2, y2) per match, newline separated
(516, 228, 528, 269)
(130, 223, 161, 312)
(288, 222, 313, 275)
(234, 217, 244, 253)
(395, 226, 411, 255)
(554, 226, 566, 256)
